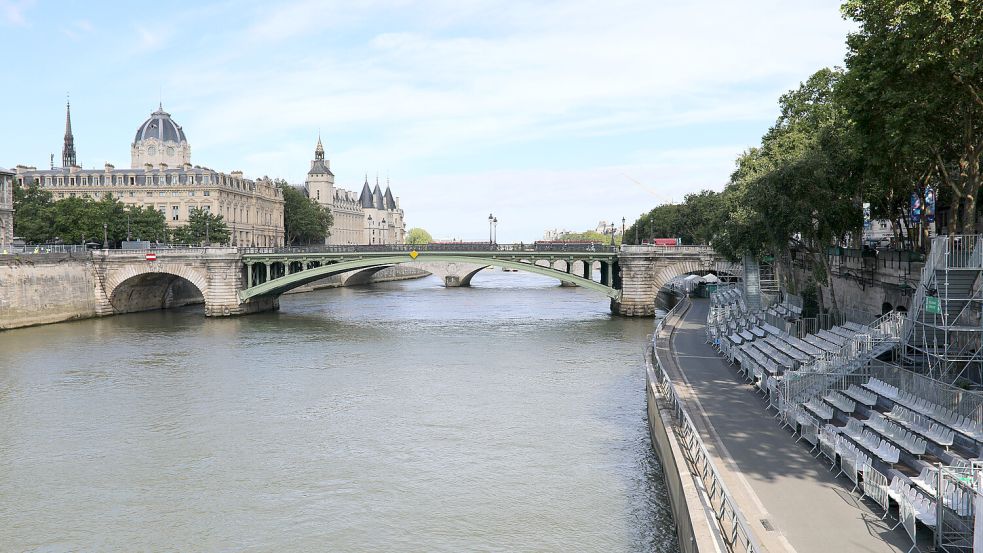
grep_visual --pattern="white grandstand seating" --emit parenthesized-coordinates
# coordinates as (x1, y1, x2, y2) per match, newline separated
(841, 384, 878, 407)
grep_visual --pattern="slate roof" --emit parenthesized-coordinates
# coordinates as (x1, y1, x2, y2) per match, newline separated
(134, 104, 187, 144)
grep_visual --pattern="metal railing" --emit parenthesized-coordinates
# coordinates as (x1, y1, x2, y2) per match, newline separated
(649, 296, 761, 553)
(241, 243, 620, 255)
(621, 244, 714, 255)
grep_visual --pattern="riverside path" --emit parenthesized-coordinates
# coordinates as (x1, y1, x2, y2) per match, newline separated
(660, 298, 912, 552)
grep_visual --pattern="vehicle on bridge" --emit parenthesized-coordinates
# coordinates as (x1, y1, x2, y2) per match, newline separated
(642, 238, 682, 246)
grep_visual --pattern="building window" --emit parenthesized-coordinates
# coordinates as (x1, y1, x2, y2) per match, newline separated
(189, 191, 196, 196)
(59, 193, 65, 198)
(128, 176, 135, 186)
(69, 192, 76, 197)
(45, 177, 52, 186)
(159, 191, 165, 197)
(57, 177, 64, 186)
(148, 146, 157, 156)
(171, 206, 179, 221)
(129, 191, 135, 197)
(81, 176, 87, 186)
(203, 205, 210, 213)
(172, 191, 179, 197)
(203, 190, 210, 197)
(203, 174, 211, 184)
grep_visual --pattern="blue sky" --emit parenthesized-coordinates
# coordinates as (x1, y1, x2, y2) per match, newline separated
(0, 0, 853, 242)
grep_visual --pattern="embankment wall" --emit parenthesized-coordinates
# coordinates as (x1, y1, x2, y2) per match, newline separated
(0, 254, 98, 329)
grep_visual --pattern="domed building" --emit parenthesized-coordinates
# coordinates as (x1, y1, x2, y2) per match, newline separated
(14, 102, 285, 247)
(131, 104, 191, 168)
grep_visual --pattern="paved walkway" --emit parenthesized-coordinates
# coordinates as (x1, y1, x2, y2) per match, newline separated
(661, 299, 911, 553)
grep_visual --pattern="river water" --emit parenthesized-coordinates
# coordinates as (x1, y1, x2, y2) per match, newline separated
(0, 271, 678, 552)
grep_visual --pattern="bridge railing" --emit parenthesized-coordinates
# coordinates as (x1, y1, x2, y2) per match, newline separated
(650, 296, 762, 553)
(621, 244, 714, 255)
(240, 243, 619, 255)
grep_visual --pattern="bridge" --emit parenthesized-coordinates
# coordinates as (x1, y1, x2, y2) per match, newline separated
(88, 244, 737, 317)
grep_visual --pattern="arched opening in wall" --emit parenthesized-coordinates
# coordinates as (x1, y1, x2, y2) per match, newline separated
(109, 273, 205, 314)
(882, 302, 894, 315)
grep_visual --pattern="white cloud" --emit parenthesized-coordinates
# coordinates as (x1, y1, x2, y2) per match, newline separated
(0, 0, 32, 26)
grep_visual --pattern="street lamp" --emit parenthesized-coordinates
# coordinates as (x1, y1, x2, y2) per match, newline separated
(103, 222, 108, 249)
(488, 213, 494, 244)
(205, 219, 210, 246)
(621, 216, 625, 240)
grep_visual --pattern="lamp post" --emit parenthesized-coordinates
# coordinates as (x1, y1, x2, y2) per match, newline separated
(621, 217, 625, 241)
(126, 212, 131, 242)
(488, 213, 494, 244)
(205, 219, 210, 246)
(103, 222, 108, 249)
(493, 217, 498, 244)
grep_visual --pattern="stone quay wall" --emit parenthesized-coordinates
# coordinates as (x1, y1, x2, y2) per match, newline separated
(0, 254, 98, 330)
(783, 252, 921, 315)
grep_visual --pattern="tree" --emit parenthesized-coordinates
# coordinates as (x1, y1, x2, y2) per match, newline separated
(277, 180, 333, 246)
(170, 207, 229, 245)
(406, 227, 432, 244)
(12, 180, 54, 243)
(12, 185, 167, 246)
(842, 0, 983, 235)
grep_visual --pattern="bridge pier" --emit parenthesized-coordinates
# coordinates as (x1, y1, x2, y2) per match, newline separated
(415, 261, 488, 287)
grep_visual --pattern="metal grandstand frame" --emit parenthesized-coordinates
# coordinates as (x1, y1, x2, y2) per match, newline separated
(904, 235, 983, 385)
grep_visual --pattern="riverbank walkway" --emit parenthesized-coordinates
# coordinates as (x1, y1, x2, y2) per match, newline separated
(660, 298, 912, 552)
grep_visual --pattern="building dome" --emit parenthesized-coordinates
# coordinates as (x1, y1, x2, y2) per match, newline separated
(134, 104, 187, 145)
(130, 103, 192, 168)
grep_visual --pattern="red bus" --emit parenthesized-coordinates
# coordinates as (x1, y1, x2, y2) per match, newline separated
(642, 238, 682, 246)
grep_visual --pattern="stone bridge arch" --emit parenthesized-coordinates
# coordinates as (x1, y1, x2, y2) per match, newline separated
(102, 262, 211, 314)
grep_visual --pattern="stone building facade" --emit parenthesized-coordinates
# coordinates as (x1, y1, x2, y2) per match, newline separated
(0, 168, 13, 247)
(304, 139, 406, 245)
(15, 103, 285, 247)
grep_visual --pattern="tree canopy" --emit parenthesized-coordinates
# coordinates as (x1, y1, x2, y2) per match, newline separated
(406, 227, 433, 245)
(13, 182, 167, 245)
(278, 180, 333, 246)
(170, 207, 230, 245)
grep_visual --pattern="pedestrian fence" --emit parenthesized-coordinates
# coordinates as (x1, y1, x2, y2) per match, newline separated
(648, 296, 761, 553)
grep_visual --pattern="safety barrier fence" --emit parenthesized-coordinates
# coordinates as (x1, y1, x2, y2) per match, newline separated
(649, 296, 761, 553)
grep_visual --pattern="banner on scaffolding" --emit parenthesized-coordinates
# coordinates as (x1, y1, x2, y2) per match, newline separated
(863, 202, 871, 230)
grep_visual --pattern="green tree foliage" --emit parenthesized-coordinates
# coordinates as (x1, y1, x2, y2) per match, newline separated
(557, 230, 619, 244)
(624, 191, 724, 245)
(406, 227, 433, 244)
(170, 207, 230, 245)
(277, 180, 333, 246)
(13, 181, 167, 245)
(842, 0, 983, 236)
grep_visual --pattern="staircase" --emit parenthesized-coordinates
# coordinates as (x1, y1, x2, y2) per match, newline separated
(902, 236, 983, 381)
(743, 255, 762, 311)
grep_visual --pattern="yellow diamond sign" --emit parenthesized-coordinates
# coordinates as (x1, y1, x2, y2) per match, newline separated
(409, 250, 419, 259)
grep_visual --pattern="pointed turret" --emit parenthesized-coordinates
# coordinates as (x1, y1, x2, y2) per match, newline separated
(308, 136, 332, 176)
(359, 174, 375, 208)
(383, 184, 396, 210)
(372, 177, 385, 210)
(62, 100, 77, 167)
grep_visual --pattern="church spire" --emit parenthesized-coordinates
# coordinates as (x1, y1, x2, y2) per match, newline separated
(62, 99, 77, 167)
(314, 135, 324, 161)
